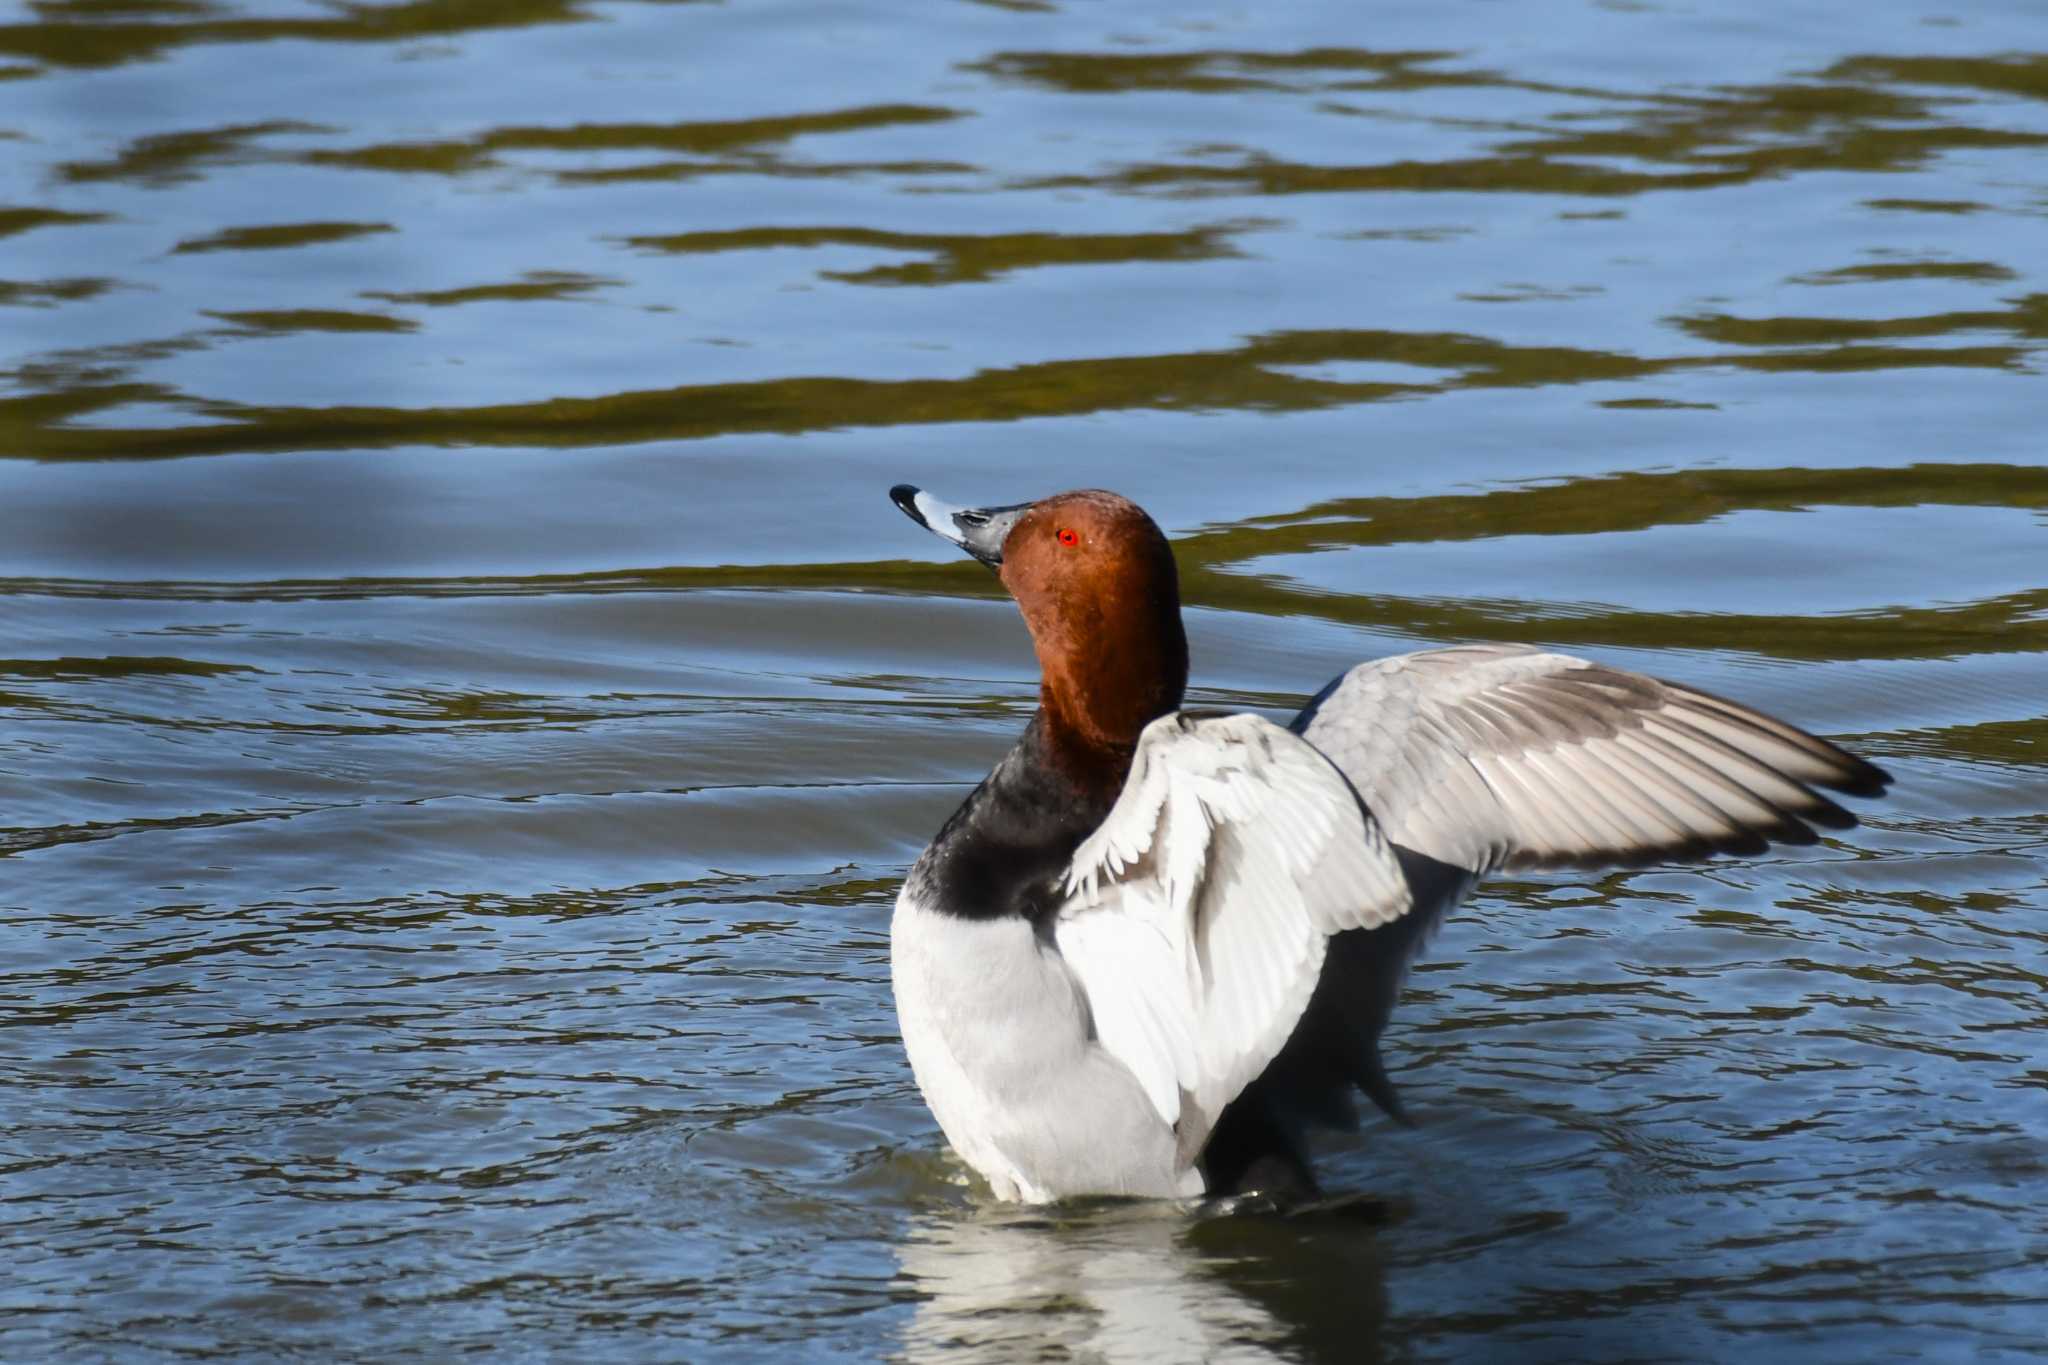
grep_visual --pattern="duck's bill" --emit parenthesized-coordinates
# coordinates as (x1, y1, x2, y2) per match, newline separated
(889, 484, 1027, 569)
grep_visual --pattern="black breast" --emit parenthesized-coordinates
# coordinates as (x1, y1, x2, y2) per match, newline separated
(905, 716, 1118, 922)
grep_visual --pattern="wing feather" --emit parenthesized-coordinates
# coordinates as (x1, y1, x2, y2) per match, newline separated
(1052, 650, 1888, 1170)
(1055, 713, 1413, 1140)
(1295, 643, 1891, 877)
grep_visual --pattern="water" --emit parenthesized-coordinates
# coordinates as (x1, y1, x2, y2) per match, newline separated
(3, 0, 2046, 1358)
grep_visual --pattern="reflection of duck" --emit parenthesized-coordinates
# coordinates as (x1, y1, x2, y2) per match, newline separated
(895, 1198, 1393, 1362)
(888, 486, 1890, 1203)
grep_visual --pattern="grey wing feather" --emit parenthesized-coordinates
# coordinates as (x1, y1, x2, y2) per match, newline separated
(1294, 642, 1891, 877)
(1202, 644, 1892, 1183)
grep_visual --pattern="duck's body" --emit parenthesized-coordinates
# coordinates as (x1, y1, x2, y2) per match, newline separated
(892, 895, 1196, 1202)
(892, 713, 1195, 1202)
(887, 485, 1889, 1203)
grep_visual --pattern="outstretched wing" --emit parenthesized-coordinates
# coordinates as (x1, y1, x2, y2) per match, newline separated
(1053, 712, 1413, 1144)
(1294, 643, 1891, 877)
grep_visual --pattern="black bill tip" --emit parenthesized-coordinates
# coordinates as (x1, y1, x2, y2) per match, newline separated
(889, 484, 925, 527)
(889, 484, 1025, 569)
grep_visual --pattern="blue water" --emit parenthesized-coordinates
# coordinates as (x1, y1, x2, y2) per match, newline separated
(3, 1, 2046, 1359)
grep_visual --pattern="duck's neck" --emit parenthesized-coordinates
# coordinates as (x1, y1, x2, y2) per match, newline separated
(1033, 619, 1188, 800)
(898, 621, 1186, 925)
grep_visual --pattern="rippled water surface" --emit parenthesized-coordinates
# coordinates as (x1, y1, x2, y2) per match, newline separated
(5, 0, 2048, 1359)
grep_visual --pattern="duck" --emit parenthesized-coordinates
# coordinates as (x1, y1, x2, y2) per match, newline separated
(886, 484, 1890, 1204)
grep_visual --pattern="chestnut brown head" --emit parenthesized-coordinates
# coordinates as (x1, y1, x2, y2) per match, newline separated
(890, 485, 1189, 778)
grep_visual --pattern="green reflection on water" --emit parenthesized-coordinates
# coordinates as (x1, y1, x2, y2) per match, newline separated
(204, 309, 417, 335)
(0, 276, 114, 307)
(980, 47, 2048, 197)
(8, 319, 2033, 462)
(302, 103, 961, 177)
(621, 224, 1243, 287)
(1822, 53, 2048, 101)
(57, 120, 326, 187)
(1792, 261, 2020, 286)
(1677, 295, 2048, 346)
(0, 0, 599, 70)
(363, 272, 622, 307)
(0, 205, 109, 238)
(6, 461, 2041, 662)
(170, 221, 397, 254)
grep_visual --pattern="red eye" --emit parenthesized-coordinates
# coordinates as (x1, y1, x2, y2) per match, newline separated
(1057, 527, 1079, 547)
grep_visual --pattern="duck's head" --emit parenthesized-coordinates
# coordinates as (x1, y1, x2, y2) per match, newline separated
(891, 484, 1189, 777)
